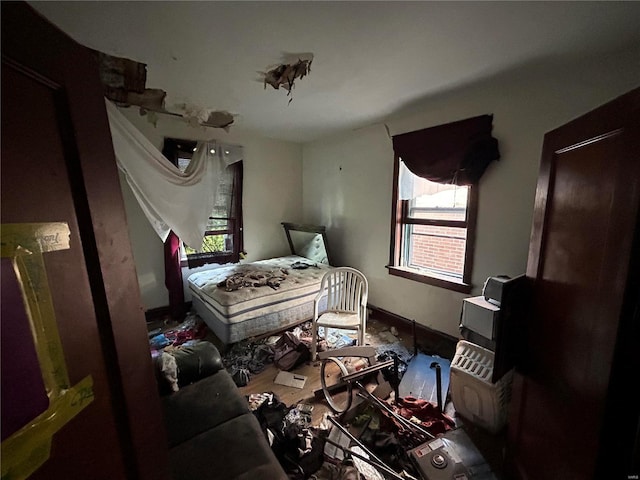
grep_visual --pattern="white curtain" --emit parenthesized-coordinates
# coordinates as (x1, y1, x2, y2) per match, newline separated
(105, 100, 241, 249)
(398, 158, 417, 200)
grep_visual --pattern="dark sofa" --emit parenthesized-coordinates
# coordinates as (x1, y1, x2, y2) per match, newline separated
(159, 342, 287, 480)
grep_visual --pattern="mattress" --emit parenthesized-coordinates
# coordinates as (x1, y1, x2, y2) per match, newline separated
(188, 255, 331, 343)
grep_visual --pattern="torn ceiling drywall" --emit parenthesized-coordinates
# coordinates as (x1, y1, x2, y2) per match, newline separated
(262, 53, 313, 103)
(92, 49, 234, 130)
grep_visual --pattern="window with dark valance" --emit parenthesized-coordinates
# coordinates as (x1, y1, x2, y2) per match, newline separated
(392, 114, 500, 186)
(388, 115, 500, 292)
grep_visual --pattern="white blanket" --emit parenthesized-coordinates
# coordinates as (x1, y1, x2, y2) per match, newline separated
(106, 100, 240, 249)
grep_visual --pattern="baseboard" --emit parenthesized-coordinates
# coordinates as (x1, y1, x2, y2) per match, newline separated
(368, 304, 458, 359)
(145, 302, 192, 323)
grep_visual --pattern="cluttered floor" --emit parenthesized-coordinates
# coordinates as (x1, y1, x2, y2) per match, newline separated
(148, 312, 507, 479)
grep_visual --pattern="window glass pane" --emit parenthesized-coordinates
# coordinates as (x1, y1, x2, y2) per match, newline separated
(177, 157, 191, 173)
(184, 234, 232, 255)
(210, 165, 234, 218)
(405, 172, 468, 222)
(403, 225, 467, 278)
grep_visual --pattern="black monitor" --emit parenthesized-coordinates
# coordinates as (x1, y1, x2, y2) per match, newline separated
(491, 274, 527, 383)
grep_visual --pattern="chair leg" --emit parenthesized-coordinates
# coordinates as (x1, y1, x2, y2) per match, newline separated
(311, 321, 318, 361)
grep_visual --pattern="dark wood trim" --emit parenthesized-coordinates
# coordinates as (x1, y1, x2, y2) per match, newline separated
(281, 222, 334, 266)
(185, 161, 243, 268)
(507, 87, 640, 480)
(281, 222, 328, 234)
(144, 302, 192, 323)
(387, 265, 472, 294)
(403, 218, 467, 228)
(368, 304, 458, 359)
(462, 183, 479, 285)
(236, 161, 244, 256)
(388, 153, 477, 292)
(1, 4, 170, 479)
(388, 154, 402, 267)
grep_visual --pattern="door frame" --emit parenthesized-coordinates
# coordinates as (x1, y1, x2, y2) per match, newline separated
(2, 3, 170, 479)
(507, 87, 640, 479)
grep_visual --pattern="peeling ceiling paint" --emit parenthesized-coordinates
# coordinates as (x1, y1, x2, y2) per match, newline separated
(94, 50, 234, 130)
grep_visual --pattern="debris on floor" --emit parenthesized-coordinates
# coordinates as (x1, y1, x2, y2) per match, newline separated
(274, 370, 307, 389)
(148, 314, 209, 353)
(398, 353, 451, 407)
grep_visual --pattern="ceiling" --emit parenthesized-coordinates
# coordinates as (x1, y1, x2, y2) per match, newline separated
(30, 1, 640, 143)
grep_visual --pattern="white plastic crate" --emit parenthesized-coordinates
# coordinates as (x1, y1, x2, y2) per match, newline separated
(449, 340, 513, 433)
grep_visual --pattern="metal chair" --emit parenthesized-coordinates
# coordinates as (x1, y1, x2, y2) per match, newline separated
(311, 267, 368, 360)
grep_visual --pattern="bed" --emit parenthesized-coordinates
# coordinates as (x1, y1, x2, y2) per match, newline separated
(188, 223, 333, 344)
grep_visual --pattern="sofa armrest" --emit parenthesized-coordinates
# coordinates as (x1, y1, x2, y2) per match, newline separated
(155, 341, 226, 395)
(172, 341, 224, 387)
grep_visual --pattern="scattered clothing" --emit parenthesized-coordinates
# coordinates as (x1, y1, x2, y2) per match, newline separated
(223, 338, 276, 386)
(150, 314, 209, 352)
(310, 463, 361, 480)
(149, 333, 172, 350)
(230, 367, 251, 387)
(252, 393, 326, 479)
(377, 396, 454, 448)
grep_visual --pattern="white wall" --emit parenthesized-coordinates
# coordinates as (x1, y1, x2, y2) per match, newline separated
(117, 108, 303, 310)
(302, 47, 640, 337)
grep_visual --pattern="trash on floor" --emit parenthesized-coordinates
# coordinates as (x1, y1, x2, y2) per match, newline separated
(274, 370, 307, 389)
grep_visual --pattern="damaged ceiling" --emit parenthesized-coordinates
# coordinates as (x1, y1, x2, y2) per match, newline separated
(263, 55, 314, 104)
(30, 2, 640, 143)
(93, 50, 235, 130)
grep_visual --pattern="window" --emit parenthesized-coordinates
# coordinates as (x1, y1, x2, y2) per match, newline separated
(388, 114, 499, 293)
(162, 138, 244, 268)
(183, 160, 243, 267)
(389, 160, 477, 292)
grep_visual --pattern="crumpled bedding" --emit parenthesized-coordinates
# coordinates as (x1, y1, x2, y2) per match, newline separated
(217, 267, 289, 291)
(188, 256, 330, 311)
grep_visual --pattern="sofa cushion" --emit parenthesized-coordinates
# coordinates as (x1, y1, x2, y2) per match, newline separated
(162, 370, 249, 447)
(168, 413, 287, 480)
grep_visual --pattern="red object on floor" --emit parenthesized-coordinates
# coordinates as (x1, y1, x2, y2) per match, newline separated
(380, 396, 455, 440)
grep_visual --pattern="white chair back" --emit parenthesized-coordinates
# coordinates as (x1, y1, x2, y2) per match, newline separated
(321, 267, 368, 315)
(311, 267, 369, 360)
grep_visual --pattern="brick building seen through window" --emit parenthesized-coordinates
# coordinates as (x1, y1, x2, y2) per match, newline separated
(390, 160, 477, 293)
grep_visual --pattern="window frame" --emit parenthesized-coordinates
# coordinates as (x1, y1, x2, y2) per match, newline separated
(387, 155, 477, 293)
(161, 137, 244, 268)
(182, 160, 243, 268)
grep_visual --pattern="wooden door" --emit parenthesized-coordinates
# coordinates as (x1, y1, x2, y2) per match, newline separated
(1, 4, 169, 479)
(507, 89, 640, 479)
